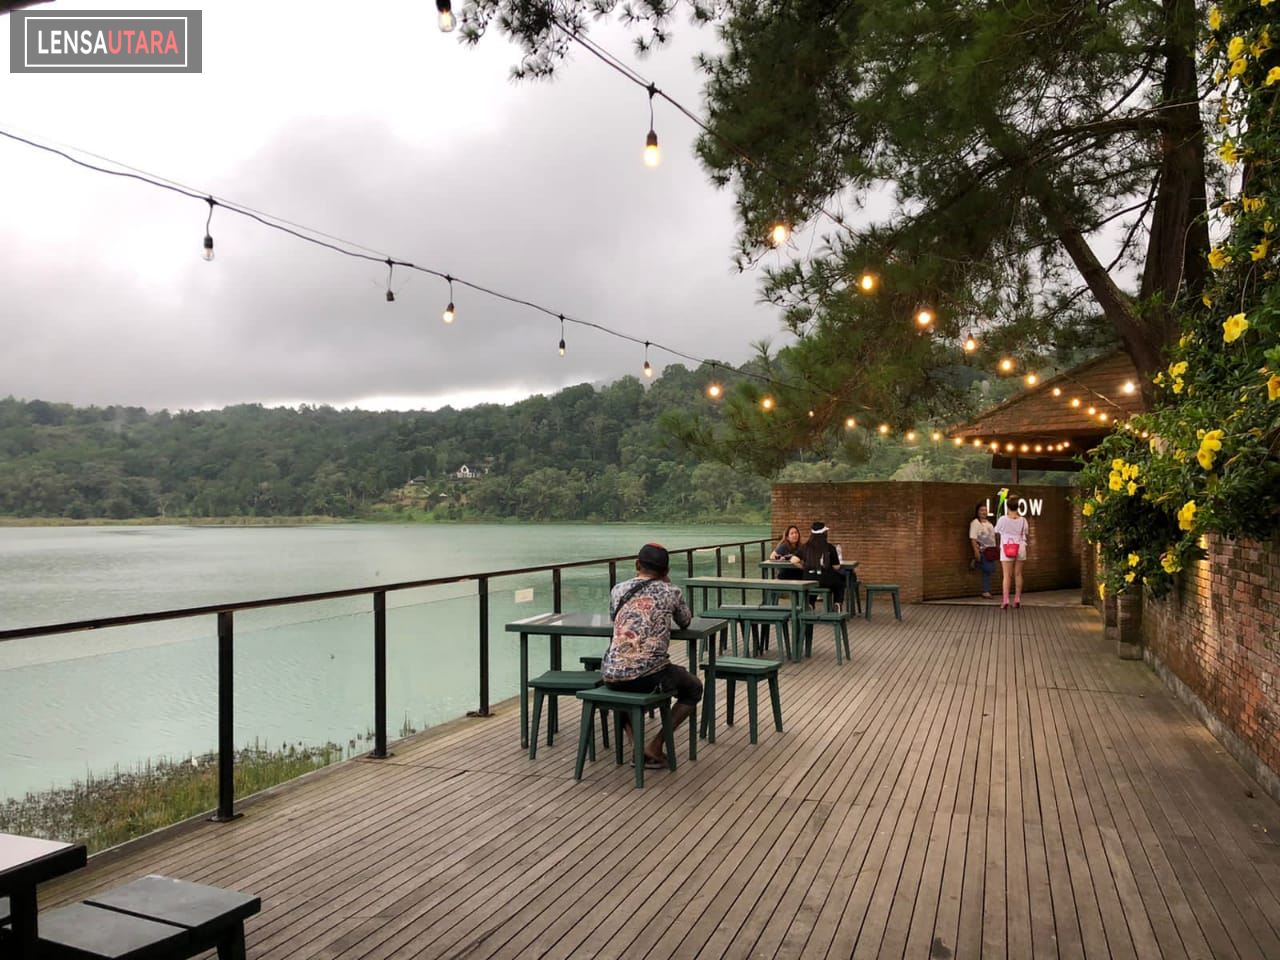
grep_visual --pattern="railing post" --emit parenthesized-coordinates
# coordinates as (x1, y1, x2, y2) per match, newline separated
(553, 568, 562, 614)
(608, 561, 617, 589)
(686, 550, 694, 578)
(476, 576, 491, 717)
(211, 611, 240, 822)
(370, 591, 388, 758)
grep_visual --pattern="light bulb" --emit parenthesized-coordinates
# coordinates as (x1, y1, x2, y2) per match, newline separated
(761, 396, 774, 410)
(972, 439, 982, 447)
(858, 272, 877, 293)
(1020, 444, 1029, 452)
(954, 437, 963, 446)
(436, 0, 456, 32)
(1007, 443, 1015, 452)
(1035, 444, 1043, 452)
(1122, 381, 1136, 394)
(1070, 397, 1081, 407)
(963, 336, 977, 352)
(202, 235, 214, 261)
(999, 357, 1014, 372)
(845, 417, 856, 429)
(915, 309, 933, 327)
(707, 383, 722, 399)
(386, 290, 395, 303)
(878, 423, 890, 435)
(442, 302, 455, 324)
(643, 360, 653, 378)
(1086, 406, 1096, 415)
(1099, 412, 1109, 421)
(807, 409, 815, 417)
(644, 130, 660, 167)
(1025, 373, 1038, 386)
(1052, 386, 1062, 396)
(906, 431, 917, 442)
(558, 338, 566, 356)
(931, 431, 942, 442)
(769, 223, 790, 247)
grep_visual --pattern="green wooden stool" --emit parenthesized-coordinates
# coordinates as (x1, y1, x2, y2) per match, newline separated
(575, 687, 678, 788)
(863, 584, 902, 620)
(701, 656, 783, 744)
(528, 670, 608, 760)
(798, 609, 854, 663)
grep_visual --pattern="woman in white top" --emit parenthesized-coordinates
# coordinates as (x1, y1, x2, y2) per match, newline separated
(968, 503, 997, 599)
(993, 498, 1030, 609)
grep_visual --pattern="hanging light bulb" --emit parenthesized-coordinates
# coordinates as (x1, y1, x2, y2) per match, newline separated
(1070, 397, 1081, 408)
(878, 423, 890, 435)
(761, 396, 775, 411)
(643, 85, 660, 167)
(442, 275, 455, 323)
(972, 438, 983, 447)
(643, 341, 653, 378)
(845, 417, 857, 429)
(999, 357, 1014, 373)
(1086, 405, 1097, 416)
(954, 437, 964, 446)
(807, 409, 815, 417)
(1052, 386, 1062, 397)
(1122, 380, 1136, 394)
(384, 259, 396, 303)
(915, 308, 933, 327)
(906, 431, 918, 442)
(1025, 373, 1038, 386)
(707, 383, 722, 399)
(1035, 444, 1043, 452)
(436, 0, 456, 32)
(857, 272, 877, 293)
(963, 335, 977, 352)
(1099, 412, 1109, 422)
(769, 222, 790, 247)
(202, 196, 216, 261)
(931, 431, 942, 442)
(1020, 443, 1030, 453)
(558, 315, 566, 356)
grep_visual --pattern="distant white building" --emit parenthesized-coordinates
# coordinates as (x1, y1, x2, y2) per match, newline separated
(450, 464, 487, 480)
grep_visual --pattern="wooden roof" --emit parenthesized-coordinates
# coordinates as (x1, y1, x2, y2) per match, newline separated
(949, 350, 1146, 465)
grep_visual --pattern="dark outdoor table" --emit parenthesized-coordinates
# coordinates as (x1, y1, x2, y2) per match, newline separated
(504, 612, 730, 746)
(0, 831, 88, 959)
(684, 576, 818, 662)
(761, 559, 861, 614)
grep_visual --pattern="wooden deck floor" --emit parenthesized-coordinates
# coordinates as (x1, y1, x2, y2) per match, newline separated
(41, 601, 1280, 959)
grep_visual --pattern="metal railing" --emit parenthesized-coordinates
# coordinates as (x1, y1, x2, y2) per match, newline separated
(0, 537, 770, 820)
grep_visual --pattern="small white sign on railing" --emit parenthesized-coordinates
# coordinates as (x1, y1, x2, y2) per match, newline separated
(514, 588, 534, 603)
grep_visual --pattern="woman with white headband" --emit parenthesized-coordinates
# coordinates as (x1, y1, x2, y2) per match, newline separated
(798, 520, 844, 609)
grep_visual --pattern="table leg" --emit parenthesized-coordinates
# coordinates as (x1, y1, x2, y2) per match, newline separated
(11, 886, 37, 959)
(550, 635, 563, 736)
(519, 633, 529, 749)
(699, 627, 719, 743)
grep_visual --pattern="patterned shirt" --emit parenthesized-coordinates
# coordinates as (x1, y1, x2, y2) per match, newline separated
(603, 577, 693, 682)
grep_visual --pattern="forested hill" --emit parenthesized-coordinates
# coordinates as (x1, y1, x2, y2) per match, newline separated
(0, 365, 772, 522)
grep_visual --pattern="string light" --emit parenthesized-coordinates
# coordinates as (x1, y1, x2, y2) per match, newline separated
(1070, 397, 1081, 408)
(436, 0, 456, 33)
(972, 439, 983, 447)
(845, 417, 857, 429)
(1052, 387, 1062, 397)
(878, 423, 890, 435)
(1024, 373, 1038, 387)
(807, 409, 815, 417)
(915, 308, 933, 328)
(954, 437, 964, 446)
(761, 396, 775, 411)
(643, 84, 660, 168)
(1099, 412, 1109, 422)
(643, 341, 653, 378)
(707, 382, 722, 399)
(931, 431, 942, 442)
(963, 335, 977, 353)
(1122, 381, 1136, 394)
(906, 431, 917, 442)
(1086, 406, 1096, 415)
(858, 272, 877, 293)
(769, 222, 790, 247)
(558, 314, 566, 356)
(385, 259, 396, 303)
(999, 358, 1014, 373)
(442, 276, 455, 323)
(201, 196, 216, 261)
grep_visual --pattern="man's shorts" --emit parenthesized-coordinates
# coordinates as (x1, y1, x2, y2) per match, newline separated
(605, 663, 703, 705)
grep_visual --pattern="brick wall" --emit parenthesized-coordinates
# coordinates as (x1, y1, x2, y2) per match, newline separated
(770, 481, 1081, 601)
(1141, 534, 1280, 798)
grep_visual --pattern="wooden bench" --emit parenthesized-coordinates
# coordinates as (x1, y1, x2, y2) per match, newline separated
(798, 608, 854, 664)
(863, 583, 902, 620)
(574, 688, 681, 788)
(527, 669, 608, 760)
(701, 657, 783, 744)
(38, 874, 260, 960)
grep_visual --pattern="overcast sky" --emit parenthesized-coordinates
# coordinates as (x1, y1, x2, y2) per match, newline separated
(0, 0, 796, 412)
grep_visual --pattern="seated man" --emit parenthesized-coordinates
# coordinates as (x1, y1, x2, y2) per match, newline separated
(602, 542, 703, 769)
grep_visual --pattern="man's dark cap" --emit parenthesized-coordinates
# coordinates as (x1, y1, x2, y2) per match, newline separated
(637, 542, 670, 573)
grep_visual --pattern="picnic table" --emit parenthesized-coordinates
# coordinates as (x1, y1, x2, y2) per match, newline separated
(504, 613, 731, 746)
(0, 832, 87, 959)
(683, 576, 819, 662)
(760, 559, 862, 615)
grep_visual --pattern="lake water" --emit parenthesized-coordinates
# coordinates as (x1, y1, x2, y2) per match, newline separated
(0, 523, 766, 801)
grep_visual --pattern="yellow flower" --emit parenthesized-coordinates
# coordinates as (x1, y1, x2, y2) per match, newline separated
(1168, 360, 1188, 377)
(1082, 502, 1095, 517)
(1268, 66, 1280, 86)
(1127, 480, 1138, 496)
(1112, 458, 1126, 471)
(1197, 430, 1224, 470)
(1252, 28, 1272, 58)
(1243, 195, 1266, 213)
(1209, 247, 1231, 269)
(1161, 553, 1183, 574)
(1125, 571, 1137, 584)
(1269, 373, 1280, 400)
(1223, 312, 1250, 342)
(1109, 473, 1124, 491)
(1124, 463, 1140, 480)
(1218, 141, 1241, 165)
(1177, 500, 1197, 531)
(1210, 5, 1222, 29)
(1230, 57, 1248, 78)
(1252, 238, 1270, 260)
(1172, 377, 1186, 394)
(1128, 553, 1141, 568)
(1098, 583, 1107, 600)
(1228, 36, 1246, 59)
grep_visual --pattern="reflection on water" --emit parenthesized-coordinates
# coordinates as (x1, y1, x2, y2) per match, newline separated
(0, 523, 763, 800)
